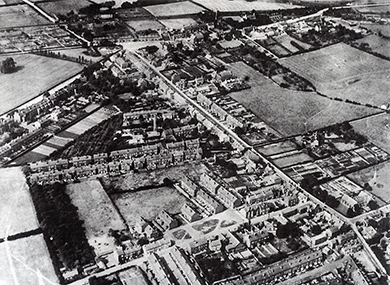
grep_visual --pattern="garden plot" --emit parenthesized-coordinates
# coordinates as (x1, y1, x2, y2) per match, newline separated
(66, 180, 127, 238)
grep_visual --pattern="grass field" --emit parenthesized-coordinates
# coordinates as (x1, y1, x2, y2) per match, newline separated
(279, 43, 390, 104)
(0, 5, 49, 28)
(37, 0, 91, 16)
(126, 19, 165, 32)
(0, 54, 82, 115)
(348, 161, 390, 205)
(160, 18, 198, 30)
(66, 180, 127, 238)
(0, 167, 39, 238)
(112, 187, 188, 226)
(361, 23, 390, 38)
(0, 234, 59, 285)
(227, 61, 378, 136)
(273, 34, 312, 54)
(351, 113, 390, 153)
(144, 1, 205, 17)
(192, 0, 300, 12)
(355, 34, 390, 59)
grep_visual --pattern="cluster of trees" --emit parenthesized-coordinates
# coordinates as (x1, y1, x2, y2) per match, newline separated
(325, 122, 367, 146)
(29, 182, 95, 271)
(0, 57, 16, 74)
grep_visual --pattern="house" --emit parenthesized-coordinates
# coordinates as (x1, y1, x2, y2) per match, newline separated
(181, 176, 199, 196)
(93, 153, 108, 164)
(242, 229, 269, 248)
(70, 155, 93, 167)
(200, 172, 220, 194)
(216, 186, 243, 209)
(181, 202, 202, 222)
(154, 210, 179, 231)
(196, 188, 225, 215)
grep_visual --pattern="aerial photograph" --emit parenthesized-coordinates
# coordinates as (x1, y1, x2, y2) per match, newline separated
(1, 0, 390, 284)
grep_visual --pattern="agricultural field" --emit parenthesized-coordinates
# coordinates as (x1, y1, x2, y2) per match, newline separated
(348, 161, 390, 205)
(192, 0, 300, 12)
(117, 7, 151, 19)
(355, 34, 390, 59)
(256, 140, 299, 156)
(0, 234, 59, 285)
(0, 54, 82, 115)
(111, 186, 188, 226)
(0, 167, 39, 238)
(160, 18, 198, 30)
(66, 180, 127, 238)
(351, 113, 390, 153)
(279, 43, 390, 105)
(37, 0, 91, 16)
(227, 61, 378, 136)
(0, 5, 49, 29)
(126, 19, 165, 32)
(144, 1, 205, 17)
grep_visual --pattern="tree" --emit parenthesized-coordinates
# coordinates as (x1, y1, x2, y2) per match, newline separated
(1, 57, 16, 74)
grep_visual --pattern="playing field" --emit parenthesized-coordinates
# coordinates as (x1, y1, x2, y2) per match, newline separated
(144, 1, 205, 17)
(192, 0, 300, 12)
(66, 180, 127, 238)
(0, 5, 49, 28)
(227, 61, 378, 136)
(0, 234, 59, 285)
(112, 187, 188, 226)
(37, 0, 91, 16)
(348, 161, 390, 205)
(0, 54, 82, 115)
(126, 19, 165, 32)
(160, 18, 198, 30)
(0, 167, 39, 239)
(279, 43, 390, 106)
(351, 113, 390, 153)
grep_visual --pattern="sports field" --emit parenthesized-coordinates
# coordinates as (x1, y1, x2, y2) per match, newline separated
(279, 43, 390, 106)
(192, 0, 300, 12)
(66, 180, 127, 238)
(0, 234, 59, 285)
(0, 167, 39, 238)
(0, 5, 49, 28)
(144, 1, 205, 17)
(227, 61, 378, 136)
(0, 54, 82, 115)
(351, 113, 390, 153)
